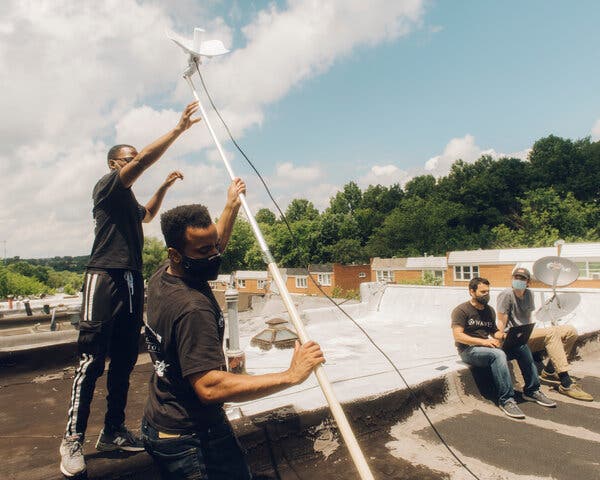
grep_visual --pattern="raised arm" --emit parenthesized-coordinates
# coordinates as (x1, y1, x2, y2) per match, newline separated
(189, 341, 324, 404)
(216, 178, 245, 252)
(119, 101, 200, 188)
(143, 171, 184, 223)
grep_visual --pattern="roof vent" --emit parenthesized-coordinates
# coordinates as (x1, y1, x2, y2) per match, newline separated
(250, 317, 298, 351)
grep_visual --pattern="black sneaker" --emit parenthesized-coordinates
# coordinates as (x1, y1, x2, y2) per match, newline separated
(522, 390, 557, 407)
(499, 399, 526, 419)
(95, 425, 144, 452)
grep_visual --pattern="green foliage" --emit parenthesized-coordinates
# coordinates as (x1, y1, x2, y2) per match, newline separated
(8, 134, 599, 279)
(285, 199, 319, 222)
(0, 266, 50, 297)
(331, 286, 360, 300)
(220, 218, 261, 273)
(492, 187, 600, 247)
(142, 237, 168, 280)
(255, 208, 277, 225)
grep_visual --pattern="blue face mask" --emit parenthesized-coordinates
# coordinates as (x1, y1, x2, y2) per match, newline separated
(512, 279, 527, 290)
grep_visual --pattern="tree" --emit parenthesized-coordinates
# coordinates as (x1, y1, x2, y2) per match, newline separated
(255, 208, 277, 225)
(404, 175, 436, 199)
(142, 237, 168, 280)
(284, 199, 319, 223)
(328, 182, 362, 214)
(367, 197, 473, 257)
(492, 187, 600, 247)
(220, 218, 258, 273)
(324, 238, 367, 264)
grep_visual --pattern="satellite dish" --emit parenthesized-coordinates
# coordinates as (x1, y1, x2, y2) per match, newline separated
(535, 292, 581, 325)
(532, 256, 579, 288)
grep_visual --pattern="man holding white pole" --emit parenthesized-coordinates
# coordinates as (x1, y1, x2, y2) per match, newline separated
(142, 186, 325, 479)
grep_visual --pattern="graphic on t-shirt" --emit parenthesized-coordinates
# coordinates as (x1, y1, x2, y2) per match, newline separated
(154, 360, 169, 378)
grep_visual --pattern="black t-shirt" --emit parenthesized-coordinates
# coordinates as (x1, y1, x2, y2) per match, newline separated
(451, 301, 498, 352)
(87, 170, 146, 271)
(144, 263, 226, 434)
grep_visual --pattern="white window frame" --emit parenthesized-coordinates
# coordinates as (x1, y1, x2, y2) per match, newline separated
(576, 261, 600, 279)
(257, 279, 267, 289)
(237, 279, 246, 288)
(376, 270, 393, 282)
(317, 273, 332, 286)
(453, 265, 479, 281)
(295, 276, 308, 288)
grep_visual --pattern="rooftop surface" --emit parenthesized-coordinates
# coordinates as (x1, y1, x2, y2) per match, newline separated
(1, 284, 599, 479)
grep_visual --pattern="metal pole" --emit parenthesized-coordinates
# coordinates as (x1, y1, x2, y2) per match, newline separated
(183, 74, 375, 480)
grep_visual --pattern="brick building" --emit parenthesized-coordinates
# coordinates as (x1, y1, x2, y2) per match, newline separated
(284, 263, 371, 296)
(446, 243, 600, 288)
(371, 256, 447, 285)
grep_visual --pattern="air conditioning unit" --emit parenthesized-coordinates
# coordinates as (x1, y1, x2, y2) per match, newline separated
(592, 273, 600, 280)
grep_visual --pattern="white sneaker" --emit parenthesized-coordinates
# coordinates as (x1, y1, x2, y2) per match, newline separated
(59, 435, 86, 477)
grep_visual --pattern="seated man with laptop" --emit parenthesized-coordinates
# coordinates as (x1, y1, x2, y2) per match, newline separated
(497, 267, 593, 401)
(451, 277, 556, 419)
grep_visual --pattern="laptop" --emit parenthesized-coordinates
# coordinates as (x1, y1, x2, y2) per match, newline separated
(501, 323, 535, 351)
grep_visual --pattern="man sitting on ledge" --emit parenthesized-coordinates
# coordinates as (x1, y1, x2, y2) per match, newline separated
(451, 277, 556, 419)
(496, 267, 593, 401)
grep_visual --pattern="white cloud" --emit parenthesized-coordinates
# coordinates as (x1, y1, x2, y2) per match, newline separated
(359, 164, 409, 187)
(0, 0, 426, 257)
(592, 119, 600, 141)
(424, 134, 530, 177)
(273, 162, 321, 184)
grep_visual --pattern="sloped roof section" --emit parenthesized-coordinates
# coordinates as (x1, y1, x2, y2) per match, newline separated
(448, 243, 600, 264)
(309, 263, 333, 273)
(286, 268, 309, 276)
(405, 256, 447, 270)
(236, 270, 268, 280)
(371, 257, 407, 270)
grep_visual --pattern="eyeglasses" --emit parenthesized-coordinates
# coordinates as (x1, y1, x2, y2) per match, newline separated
(513, 275, 528, 280)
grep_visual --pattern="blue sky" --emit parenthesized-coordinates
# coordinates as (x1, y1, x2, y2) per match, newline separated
(235, 0, 600, 172)
(1, 1, 599, 257)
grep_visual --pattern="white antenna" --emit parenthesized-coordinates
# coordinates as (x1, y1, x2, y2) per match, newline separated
(167, 28, 375, 480)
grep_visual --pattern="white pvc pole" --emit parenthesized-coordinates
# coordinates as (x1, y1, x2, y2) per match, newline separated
(184, 74, 375, 480)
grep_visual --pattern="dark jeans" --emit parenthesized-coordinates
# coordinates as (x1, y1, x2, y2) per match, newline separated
(460, 344, 540, 405)
(65, 269, 143, 438)
(141, 417, 252, 480)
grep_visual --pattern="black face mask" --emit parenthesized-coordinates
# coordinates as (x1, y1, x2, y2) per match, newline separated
(475, 294, 490, 306)
(181, 253, 222, 281)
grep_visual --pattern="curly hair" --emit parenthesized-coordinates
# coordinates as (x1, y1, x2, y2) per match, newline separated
(161, 204, 213, 252)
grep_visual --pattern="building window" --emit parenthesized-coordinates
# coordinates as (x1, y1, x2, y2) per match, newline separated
(317, 273, 332, 286)
(358, 272, 367, 279)
(376, 270, 393, 282)
(576, 261, 600, 279)
(257, 280, 266, 289)
(208, 281, 216, 288)
(454, 265, 479, 281)
(295, 276, 307, 288)
(237, 279, 246, 288)
(423, 270, 444, 279)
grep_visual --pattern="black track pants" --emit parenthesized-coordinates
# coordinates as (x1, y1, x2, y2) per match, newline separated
(65, 269, 144, 438)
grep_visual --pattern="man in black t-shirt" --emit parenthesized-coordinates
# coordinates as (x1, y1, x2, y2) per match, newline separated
(60, 101, 201, 478)
(141, 188, 324, 479)
(451, 277, 555, 419)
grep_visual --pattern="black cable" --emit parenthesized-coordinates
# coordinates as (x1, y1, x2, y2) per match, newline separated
(194, 62, 481, 480)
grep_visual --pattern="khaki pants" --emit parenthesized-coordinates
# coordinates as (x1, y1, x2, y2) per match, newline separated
(527, 324, 578, 373)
